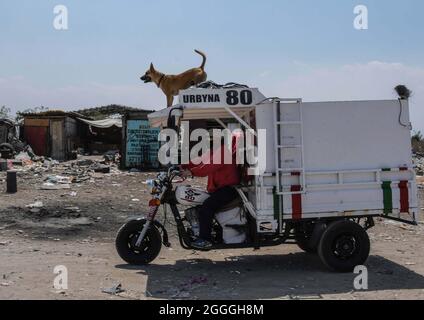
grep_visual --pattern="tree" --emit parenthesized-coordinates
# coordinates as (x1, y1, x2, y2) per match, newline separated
(16, 106, 49, 121)
(0, 106, 11, 118)
(412, 131, 424, 154)
(412, 131, 423, 143)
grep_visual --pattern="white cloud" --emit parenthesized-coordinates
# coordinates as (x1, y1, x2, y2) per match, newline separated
(263, 61, 424, 131)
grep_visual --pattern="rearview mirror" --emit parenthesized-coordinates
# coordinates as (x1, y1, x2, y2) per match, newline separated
(167, 107, 183, 131)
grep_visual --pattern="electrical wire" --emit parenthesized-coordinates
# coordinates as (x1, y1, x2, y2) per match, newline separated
(398, 99, 412, 129)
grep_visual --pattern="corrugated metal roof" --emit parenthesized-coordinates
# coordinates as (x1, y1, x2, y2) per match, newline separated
(21, 110, 91, 120)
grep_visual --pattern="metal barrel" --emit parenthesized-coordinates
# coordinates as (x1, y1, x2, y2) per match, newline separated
(6, 170, 17, 193)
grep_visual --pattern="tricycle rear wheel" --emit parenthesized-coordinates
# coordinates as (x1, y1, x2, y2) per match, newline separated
(318, 220, 370, 273)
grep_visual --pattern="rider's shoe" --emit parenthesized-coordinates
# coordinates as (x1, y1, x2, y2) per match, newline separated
(191, 238, 213, 250)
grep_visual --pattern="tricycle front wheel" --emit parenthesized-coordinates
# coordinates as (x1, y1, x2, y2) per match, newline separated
(115, 220, 162, 265)
(318, 220, 370, 273)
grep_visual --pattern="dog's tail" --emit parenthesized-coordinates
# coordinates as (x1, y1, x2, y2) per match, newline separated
(194, 49, 207, 70)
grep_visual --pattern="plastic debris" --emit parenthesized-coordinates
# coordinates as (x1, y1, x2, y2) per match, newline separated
(41, 182, 71, 190)
(26, 201, 44, 209)
(101, 283, 125, 295)
(45, 175, 73, 184)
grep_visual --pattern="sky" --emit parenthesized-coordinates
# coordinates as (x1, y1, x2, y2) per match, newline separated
(1, 0, 424, 130)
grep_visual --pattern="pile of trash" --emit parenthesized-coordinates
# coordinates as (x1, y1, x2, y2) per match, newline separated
(36, 157, 121, 190)
(0, 146, 58, 172)
(1, 149, 123, 190)
(413, 152, 424, 176)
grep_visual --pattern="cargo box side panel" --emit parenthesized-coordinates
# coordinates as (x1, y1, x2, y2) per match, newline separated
(302, 100, 412, 172)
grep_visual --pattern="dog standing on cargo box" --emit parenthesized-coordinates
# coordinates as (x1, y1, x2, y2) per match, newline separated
(140, 50, 207, 107)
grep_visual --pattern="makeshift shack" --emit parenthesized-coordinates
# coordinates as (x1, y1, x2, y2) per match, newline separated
(76, 118, 122, 155)
(22, 111, 84, 161)
(0, 118, 15, 145)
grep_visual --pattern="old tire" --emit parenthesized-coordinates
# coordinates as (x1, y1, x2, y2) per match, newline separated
(318, 220, 370, 273)
(294, 223, 318, 253)
(115, 220, 162, 265)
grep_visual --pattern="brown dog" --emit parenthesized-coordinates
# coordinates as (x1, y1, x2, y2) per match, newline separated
(141, 50, 207, 107)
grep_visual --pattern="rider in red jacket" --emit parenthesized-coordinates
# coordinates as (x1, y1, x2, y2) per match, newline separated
(181, 145, 241, 193)
(181, 135, 242, 249)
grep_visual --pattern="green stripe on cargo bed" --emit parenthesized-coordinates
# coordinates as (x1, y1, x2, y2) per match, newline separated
(382, 181, 393, 214)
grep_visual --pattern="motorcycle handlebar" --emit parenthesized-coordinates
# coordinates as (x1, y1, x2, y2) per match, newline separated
(167, 165, 181, 175)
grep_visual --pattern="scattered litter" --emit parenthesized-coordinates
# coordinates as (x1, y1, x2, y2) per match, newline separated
(46, 175, 73, 184)
(289, 294, 323, 300)
(92, 164, 110, 174)
(41, 182, 71, 190)
(171, 291, 190, 299)
(76, 159, 94, 166)
(0, 282, 11, 287)
(131, 199, 140, 202)
(26, 201, 44, 209)
(102, 283, 125, 295)
(15, 152, 32, 161)
(399, 225, 415, 231)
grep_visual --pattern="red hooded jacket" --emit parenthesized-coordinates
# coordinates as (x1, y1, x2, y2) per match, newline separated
(181, 137, 241, 193)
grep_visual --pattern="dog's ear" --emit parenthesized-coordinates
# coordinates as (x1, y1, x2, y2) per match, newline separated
(150, 63, 155, 72)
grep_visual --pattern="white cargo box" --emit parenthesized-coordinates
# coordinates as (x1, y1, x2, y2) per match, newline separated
(149, 87, 418, 231)
(254, 98, 417, 226)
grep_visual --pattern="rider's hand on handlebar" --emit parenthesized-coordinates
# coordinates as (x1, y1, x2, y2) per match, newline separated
(180, 169, 192, 179)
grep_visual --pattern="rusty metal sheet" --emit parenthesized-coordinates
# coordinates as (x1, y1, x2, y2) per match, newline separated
(24, 118, 49, 127)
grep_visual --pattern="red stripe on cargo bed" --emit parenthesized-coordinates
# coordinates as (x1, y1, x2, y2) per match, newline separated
(399, 167, 409, 213)
(399, 181, 409, 213)
(291, 185, 302, 220)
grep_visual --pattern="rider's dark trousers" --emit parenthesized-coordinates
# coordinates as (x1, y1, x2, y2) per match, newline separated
(198, 186, 239, 241)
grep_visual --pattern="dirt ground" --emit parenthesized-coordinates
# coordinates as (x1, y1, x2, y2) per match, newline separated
(1, 157, 424, 300)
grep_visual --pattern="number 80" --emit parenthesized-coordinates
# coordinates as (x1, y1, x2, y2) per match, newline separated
(226, 90, 253, 106)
